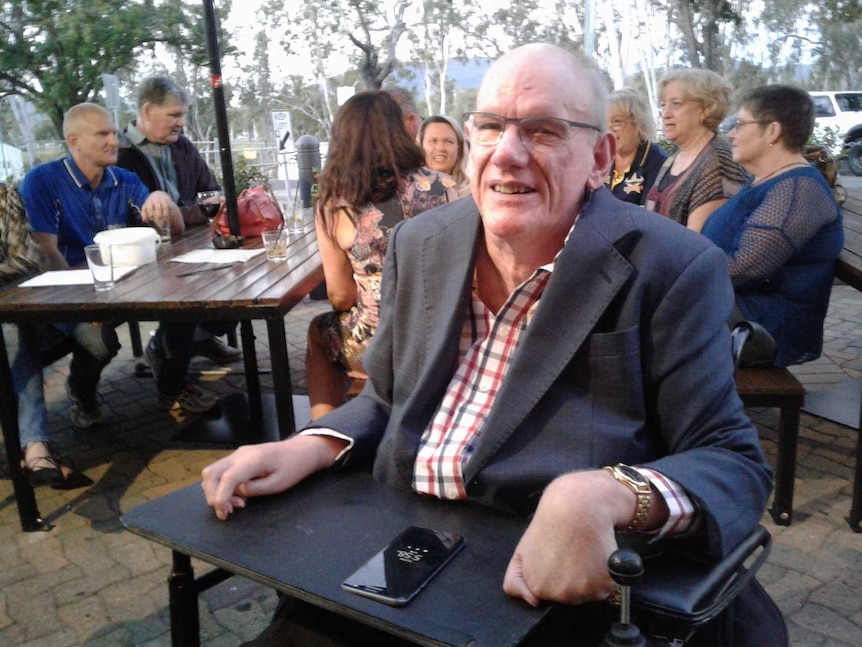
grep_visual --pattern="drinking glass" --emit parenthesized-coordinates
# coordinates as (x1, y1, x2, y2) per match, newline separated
(261, 228, 288, 262)
(152, 217, 171, 246)
(286, 206, 305, 234)
(84, 244, 115, 291)
(197, 190, 224, 223)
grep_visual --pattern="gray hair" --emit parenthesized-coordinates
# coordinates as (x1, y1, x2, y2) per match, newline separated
(608, 88, 656, 142)
(136, 76, 189, 112)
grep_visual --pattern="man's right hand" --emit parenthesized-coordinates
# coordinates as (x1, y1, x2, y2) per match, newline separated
(201, 434, 346, 520)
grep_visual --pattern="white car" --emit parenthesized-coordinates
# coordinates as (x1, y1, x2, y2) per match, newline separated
(809, 91, 862, 175)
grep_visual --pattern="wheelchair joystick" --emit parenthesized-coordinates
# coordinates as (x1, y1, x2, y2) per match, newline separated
(602, 548, 646, 647)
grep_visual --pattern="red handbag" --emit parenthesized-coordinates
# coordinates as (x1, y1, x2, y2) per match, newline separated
(214, 184, 284, 238)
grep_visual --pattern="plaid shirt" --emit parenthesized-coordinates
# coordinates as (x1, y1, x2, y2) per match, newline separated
(411, 264, 696, 537)
(310, 231, 697, 536)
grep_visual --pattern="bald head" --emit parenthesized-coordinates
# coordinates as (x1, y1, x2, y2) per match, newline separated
(63, 103, 112, 139)
(478, 44, 607, 130)
(467, 43, 614, 263)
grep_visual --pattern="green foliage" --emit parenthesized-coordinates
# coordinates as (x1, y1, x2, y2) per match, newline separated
(0, 0, 208, 138)
(809, 125, 844, 155)
(232, 156, 270, 191)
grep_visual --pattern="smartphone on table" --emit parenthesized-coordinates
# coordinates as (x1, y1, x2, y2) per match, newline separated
(341, 526, 466, 607)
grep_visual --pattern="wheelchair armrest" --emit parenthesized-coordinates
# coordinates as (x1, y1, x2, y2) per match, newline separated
(631, 525, 772, 629)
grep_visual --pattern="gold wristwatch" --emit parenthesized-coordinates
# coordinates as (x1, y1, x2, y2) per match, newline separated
(604, 463, 652, 533)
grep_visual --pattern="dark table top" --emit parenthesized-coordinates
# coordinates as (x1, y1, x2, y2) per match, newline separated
(121, 470, 548, 647)
(0, 224, 323, 323)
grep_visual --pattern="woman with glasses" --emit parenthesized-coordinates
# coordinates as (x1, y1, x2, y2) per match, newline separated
(645, 69, 748, 231)
(701, 85, 843, 366)
(419, 115, 471, 197)
(307, 92, 458, 419)
(604, 88, 668, 206)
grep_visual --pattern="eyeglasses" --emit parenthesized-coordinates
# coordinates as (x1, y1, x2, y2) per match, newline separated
(463, 111, 601, 149)
(609, 118, 633, 130)
(731, 119, 769, 130)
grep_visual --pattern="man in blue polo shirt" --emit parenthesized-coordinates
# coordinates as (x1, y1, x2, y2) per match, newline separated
(14, 102, 184, 486)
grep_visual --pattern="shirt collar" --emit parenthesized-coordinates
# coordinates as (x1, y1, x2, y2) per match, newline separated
(63, 154, 119, 190)
(126, 121, 149, 146)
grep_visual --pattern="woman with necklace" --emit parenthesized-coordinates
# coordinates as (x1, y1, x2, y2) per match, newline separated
(701, 85, 844, 367)
(645, 69, 748, 231)
(604, 88, 667, 205)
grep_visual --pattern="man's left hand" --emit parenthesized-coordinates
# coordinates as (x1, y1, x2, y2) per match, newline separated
(140, 191, 184, 234)
(503, 470, 631, 606)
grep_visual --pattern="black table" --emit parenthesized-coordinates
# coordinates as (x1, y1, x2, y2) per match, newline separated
(0, 225, 323, 532)
(121, 470, 548, 647)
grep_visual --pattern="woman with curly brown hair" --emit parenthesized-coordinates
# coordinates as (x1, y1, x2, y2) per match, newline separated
(307, 91, 457, 419)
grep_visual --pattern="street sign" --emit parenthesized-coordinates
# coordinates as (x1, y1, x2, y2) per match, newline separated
(271, 110, 293, 152)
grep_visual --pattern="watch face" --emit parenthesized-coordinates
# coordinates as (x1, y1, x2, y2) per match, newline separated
(617, 464, 648, 485)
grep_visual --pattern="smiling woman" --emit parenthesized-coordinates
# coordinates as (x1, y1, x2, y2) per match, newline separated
(604, 88, 668, 206)
(419, 115, 471, 197)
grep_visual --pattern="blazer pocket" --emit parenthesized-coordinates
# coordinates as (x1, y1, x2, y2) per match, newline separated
(581, 325, 640, 358)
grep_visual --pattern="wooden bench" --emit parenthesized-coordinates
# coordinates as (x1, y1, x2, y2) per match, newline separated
(837, 189, 862, 532)
(735, 366, 806, 526)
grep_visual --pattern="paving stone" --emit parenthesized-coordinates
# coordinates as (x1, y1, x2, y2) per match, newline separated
(2, 289, 862, 646)
(791, 603, 862, 644)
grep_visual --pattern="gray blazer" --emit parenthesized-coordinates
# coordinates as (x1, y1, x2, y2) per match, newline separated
(316, 187, 772, 559)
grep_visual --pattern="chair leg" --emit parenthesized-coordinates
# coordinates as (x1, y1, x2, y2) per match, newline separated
(227, 327, 238, 348)
(847, 421, 862, 532)
(128, 321, 143, 358)
(770, 405, 800, 526)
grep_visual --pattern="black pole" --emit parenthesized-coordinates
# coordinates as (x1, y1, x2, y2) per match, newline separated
(202, 0, 242, 242)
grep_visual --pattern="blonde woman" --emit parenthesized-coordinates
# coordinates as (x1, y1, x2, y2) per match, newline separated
(645, 69, 748, 232)
(605, 88, 668, 205)
(419, 115, 471, 197)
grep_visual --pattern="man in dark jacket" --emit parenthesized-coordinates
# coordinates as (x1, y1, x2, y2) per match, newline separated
(117, 77, 239, 414)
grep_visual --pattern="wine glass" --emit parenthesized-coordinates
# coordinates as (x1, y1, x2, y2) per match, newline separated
(196, 190, 224, 222)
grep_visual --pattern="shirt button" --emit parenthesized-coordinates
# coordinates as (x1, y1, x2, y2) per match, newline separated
(479, 380, 492, 393)
(445, 486, 459, 499)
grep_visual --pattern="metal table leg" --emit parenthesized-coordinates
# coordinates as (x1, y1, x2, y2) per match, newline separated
(847, 398, 862, 532)
(267, 317, 296, 439)
(0, 325, 47, 531)
(169, 552, 200, 647)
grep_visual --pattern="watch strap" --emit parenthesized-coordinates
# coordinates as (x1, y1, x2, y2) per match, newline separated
(604, 464, 651, 533)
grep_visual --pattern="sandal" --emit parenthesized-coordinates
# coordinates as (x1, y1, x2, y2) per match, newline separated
(21, 441, 71, 487)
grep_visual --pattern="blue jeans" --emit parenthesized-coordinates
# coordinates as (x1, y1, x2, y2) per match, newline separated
(11, 322, 120, 446)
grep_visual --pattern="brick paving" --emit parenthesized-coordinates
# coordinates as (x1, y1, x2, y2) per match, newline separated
(2, 229, 862, 645)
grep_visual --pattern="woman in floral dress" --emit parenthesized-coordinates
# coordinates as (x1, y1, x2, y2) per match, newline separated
(307, 91, 458, 419)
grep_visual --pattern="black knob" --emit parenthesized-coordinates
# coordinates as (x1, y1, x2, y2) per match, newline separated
(603, 549, 646, 647)
(608, 548, 644, 586)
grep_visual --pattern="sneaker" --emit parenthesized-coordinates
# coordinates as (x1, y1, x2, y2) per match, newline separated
(65, 380, 103, 429)
(144, 339, 164, 380)
(192, 335, 242, 364)
(159, 382, 219, 414)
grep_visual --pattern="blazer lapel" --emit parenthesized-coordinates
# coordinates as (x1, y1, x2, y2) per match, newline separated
(463, 194, 637, 481)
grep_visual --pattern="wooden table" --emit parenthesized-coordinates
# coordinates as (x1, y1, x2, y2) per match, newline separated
(0, 224, 323, 532)
(835, 188, 862, 532)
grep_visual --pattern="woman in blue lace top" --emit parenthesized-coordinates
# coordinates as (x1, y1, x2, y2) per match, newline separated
(701, 85, 843, 367)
